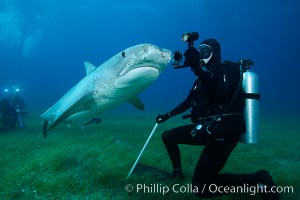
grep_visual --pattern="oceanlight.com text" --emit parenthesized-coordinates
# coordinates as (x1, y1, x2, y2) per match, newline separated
(208, 184, 294, 196)
(125, 183, 294, 196)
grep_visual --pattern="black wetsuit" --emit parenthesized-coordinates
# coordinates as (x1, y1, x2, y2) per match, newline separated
(162, 60, 248, 197)
(160, 38, 280, 199)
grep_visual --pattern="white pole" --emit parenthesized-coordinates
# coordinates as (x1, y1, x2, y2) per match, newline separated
(126, 123, 158, 180)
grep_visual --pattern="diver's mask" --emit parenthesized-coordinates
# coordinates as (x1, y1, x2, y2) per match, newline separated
(198, 44, 213, 65)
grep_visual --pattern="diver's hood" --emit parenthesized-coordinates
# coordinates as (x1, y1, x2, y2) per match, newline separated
(200, 39, 221, 66)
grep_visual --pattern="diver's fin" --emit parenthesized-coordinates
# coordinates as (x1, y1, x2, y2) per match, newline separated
(128, 96, 144, 110)
(42, 120, 49, 138)
(84, 61, 97, 75)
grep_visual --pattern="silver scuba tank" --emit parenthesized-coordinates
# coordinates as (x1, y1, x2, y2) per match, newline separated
(239, 70, 260, 144)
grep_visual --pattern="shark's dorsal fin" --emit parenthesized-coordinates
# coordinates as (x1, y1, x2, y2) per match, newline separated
(128, 96, 145, 110)
(84, 61, 97, 75)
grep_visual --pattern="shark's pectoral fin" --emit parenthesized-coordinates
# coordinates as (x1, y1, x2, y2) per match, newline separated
(81, 117, 102, 127)
(84, 61, 97, 75)
(128, 96, 144, 110)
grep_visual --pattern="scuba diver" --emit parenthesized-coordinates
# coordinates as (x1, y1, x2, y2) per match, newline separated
(0, 98, 18, 132)
(3, 85, 26, 128)
(156, 32, 280, 199)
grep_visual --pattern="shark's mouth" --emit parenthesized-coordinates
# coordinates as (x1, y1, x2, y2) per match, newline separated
(119, 64, 161, 77)
(116, 66, 160, 87)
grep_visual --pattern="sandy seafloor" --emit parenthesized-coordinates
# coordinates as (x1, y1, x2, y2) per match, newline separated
(0, 112, 299, 200)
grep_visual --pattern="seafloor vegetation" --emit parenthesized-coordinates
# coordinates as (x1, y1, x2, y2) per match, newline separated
(0, 113, 298, 199)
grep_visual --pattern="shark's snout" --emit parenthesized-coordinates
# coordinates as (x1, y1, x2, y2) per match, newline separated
(120, 45, 171, 76)
(161, 49, 172, 61)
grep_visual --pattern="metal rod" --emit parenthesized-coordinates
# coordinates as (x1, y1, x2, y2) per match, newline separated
(126, 123, 158, 179)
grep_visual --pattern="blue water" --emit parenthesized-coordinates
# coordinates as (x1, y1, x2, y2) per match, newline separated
(0, 0, 299, 117)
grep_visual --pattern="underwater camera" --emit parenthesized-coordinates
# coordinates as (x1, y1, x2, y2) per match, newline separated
(181, 32, 199, 44)
(172, 32, 200, 69)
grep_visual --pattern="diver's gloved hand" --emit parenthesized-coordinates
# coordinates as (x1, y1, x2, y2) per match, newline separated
(173, 51, 183, 62)
(183, 47, 200, 69)
(156, 113, 171, 124)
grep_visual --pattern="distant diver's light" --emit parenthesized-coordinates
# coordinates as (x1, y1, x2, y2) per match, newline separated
(15, 88, 20, 92)
(4, 88, 9, 93)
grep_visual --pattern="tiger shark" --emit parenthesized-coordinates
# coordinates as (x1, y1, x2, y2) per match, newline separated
(41, 44, 172, 137)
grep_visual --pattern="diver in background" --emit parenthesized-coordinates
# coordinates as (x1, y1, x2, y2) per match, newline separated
(156, 32, 280, 199)
(0, 98, 17, 132)
(3, 85, 26, 128)
(6, 85, 25, 110)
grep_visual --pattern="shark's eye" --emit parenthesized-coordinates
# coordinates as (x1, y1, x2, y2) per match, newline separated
(121, 52, 125, 58)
